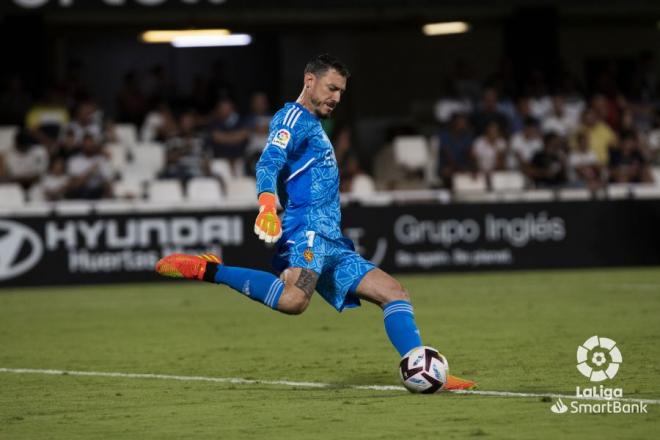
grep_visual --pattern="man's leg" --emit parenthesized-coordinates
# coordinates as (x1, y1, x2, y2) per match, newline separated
(354, 268, 422, 357)
(156, 254, 316, 315)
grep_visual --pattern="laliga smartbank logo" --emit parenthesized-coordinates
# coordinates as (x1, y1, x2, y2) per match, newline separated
(550, 336, 648, 415)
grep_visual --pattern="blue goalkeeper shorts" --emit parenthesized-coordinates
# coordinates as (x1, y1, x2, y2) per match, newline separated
(272, 230, 376, 312)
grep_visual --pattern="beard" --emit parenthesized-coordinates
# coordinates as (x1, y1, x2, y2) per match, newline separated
(310, 96, 332, 119)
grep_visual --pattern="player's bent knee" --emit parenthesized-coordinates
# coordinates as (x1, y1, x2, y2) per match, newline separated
(277, 287, 310, 315)
(385, 287, 410, 304)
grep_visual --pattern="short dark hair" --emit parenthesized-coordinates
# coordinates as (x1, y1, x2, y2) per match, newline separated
(304, 53, 350, 78)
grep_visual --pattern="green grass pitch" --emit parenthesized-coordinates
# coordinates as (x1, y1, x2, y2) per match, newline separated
(1, 268, 659, 439)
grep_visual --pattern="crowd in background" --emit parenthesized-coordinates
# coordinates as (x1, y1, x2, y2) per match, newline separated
(0, 56, 659, 202)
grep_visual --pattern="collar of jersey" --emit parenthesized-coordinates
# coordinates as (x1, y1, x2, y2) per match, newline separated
(290, 101, 317, 120)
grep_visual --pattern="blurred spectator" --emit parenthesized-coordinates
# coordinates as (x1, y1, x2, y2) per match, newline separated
(32, 158, 70, 201)
(437, 113, 475, 183)
(205, 98, 249, 165)
(591, 94, 621, 131)
(144, 64, 174, 108)
(472, 121, 507, 174)
(50, 128, 81, 161)
(542, 95, 578, 137)
(66, 134, 113, 199)
(140, 101, 178, 142)
(333, 127, 367, 193)
(68, 100, 104, 144)
(160, 111, 210, 182)
(509, 97, 533, 134)
(25, 87, 70, 146)
(116, 71, 147, 126)
(568, 131, 604, 191)
(2, 130, 49, 190)
(471, 88, 509, 136)
(433, 81, 473, 124)
(609, 131, 653, 184)
(0, 75, 32, 125)
(245, 92, 273, 175)
(575, 107, 617, 166)
(528, 133, 567, 187)
(509, 117, 543, 169)
(645, 108, 660, 164)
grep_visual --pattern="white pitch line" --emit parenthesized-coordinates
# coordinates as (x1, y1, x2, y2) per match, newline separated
(1, 368, 659, 405)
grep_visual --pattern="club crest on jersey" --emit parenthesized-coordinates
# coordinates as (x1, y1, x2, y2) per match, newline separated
(303, 248, 314, 262)
(272, 129, 291, 149)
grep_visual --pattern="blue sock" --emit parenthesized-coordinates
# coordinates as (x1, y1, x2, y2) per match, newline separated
(209, 265, 284, 310)
(383, 300, 423, 356)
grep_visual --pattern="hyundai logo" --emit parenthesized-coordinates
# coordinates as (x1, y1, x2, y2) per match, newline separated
(0, 220, 43, 281)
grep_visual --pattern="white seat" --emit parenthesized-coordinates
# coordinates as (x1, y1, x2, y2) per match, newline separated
(651, 167, 660, 185)
(106, 142, 128, 171)
(124, 144, 165, 181)
(350, 174, 376, 196)
(607, 184, 631, 200)
(210, 159, 234, 183)
(491, 171, 526, 191)
(0, 183, 25, 207)
(453, 172, 488, 192)
(113, 179, 144, 199)
(393, 135, 429, 171)
(147, 179, 184, 204)
(54, 200, 93, 215)
(558, 188, 592, 201)
(631, 184, 660, 199)
(225, 177, 256, 201)
(0, 126, 18, 153)
(114, 123, 138, 147)
(187, 177, 224, 202)
(521, 189, 555, 202)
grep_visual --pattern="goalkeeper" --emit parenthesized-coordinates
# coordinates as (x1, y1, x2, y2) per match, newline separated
(156, 54, 474, 390)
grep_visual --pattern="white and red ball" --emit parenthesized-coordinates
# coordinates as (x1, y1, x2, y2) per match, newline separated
(399, 346, 449, 394)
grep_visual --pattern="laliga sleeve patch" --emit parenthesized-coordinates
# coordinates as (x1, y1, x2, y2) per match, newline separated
(272, 128, 292, 149)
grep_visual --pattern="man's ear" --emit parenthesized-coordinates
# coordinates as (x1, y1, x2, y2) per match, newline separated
(304, 72, 315, 88)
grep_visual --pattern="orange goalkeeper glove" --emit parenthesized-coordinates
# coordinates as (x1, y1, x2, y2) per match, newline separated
(254, 192, 282, 243)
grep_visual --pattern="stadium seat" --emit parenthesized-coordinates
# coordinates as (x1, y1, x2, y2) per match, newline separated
(114, 123, 138, 147)
(187, 177, 224, 202)
(106, 142, 128, 171)
(453, 172, 488, 192)
(350, 174, 376, 196)
(113, 178, 144, 199)
(607, 184, 631, 200)
(147, 179, 184, 204)
(54, 200, 93, 215)
(491, 171, 526, 192)
(225, 177, 257, 201)
(210, 158, 234, 183)
(521, 189, 555, 202)
(0, 125, 18, 153)
(631, 184, 660, 199)
(123, 143, 165, 182)
(0, 183, 26, 207)
(393, 135, 429, 171)
(558, 188, 592, 201)
(651, 167, 660, 185)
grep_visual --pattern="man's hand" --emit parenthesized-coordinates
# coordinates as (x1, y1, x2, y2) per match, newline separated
(254, 192, 282, 243)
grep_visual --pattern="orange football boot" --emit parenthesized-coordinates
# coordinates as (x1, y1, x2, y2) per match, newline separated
(444, 374, 477, 391)
(155, 253, 222, 281)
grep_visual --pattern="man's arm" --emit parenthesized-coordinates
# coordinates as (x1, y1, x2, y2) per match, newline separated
(254, 126, 294, 243)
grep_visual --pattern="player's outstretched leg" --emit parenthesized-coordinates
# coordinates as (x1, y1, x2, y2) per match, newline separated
(155, 253, 312, 314)
(355, 268, 476, 390)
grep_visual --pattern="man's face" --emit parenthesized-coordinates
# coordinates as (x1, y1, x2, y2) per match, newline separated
(305, 68, 346, 118)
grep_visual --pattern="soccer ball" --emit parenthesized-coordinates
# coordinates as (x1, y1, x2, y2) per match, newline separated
(399, 346, 449, 394)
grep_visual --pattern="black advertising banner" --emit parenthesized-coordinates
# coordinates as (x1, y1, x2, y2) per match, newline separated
(1, 200, 659, 287)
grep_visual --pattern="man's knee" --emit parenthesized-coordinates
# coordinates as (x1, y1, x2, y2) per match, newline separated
(277, 287, 310, 315)
(384, 285, 410, 304)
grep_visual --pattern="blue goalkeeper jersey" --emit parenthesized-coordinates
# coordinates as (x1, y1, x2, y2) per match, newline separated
(256, 102, 342, 241)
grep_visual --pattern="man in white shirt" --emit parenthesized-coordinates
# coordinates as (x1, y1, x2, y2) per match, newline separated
(66, 134, 114, 199)
(3, 131, 49, 189)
